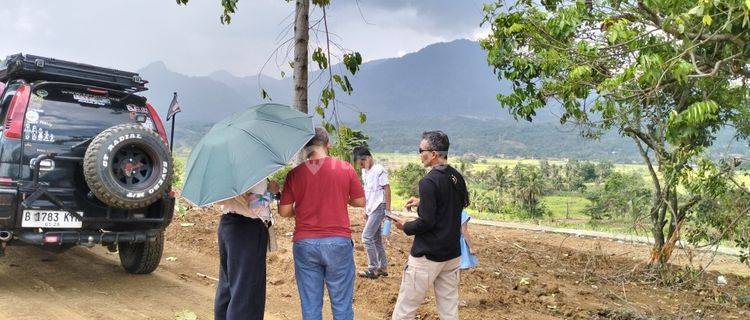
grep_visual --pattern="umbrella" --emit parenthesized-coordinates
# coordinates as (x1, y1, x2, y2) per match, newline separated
(181, 103, 314, 206)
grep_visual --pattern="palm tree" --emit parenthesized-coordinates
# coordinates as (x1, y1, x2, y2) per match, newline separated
(514, 165, 546, 218)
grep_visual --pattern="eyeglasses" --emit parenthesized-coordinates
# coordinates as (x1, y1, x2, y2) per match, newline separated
(418, 148, 436, 154)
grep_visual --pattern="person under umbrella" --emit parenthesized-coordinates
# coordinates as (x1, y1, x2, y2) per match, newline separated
(181, 103, 314, 320)
(214, 178, 278, 320)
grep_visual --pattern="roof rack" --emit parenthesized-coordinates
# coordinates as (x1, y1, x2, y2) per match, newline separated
(0, 54, 148, 93)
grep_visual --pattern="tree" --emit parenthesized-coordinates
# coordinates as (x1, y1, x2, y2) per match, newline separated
(585, 172, 650, 220)
(686, 182, 750, 264)
(391, 163, 426, 198)
(562, 161, 586, 192)
(513, 165, 548, 218)
(481, 0, 750, 265)
(178, 0, 367, 164)
(292, 0, 310, 165)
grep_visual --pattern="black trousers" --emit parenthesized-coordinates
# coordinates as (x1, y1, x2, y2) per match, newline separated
(214, 213, 269, 320)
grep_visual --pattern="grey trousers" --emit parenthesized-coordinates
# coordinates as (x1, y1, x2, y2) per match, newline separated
(361, 203, 387, 271)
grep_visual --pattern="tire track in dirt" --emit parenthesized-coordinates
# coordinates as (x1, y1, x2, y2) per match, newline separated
(0, 243, 289, 320)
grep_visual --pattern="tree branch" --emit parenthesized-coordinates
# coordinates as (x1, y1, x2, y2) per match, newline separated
(623, 126, 659, 151)
(637, 1, 745, 48)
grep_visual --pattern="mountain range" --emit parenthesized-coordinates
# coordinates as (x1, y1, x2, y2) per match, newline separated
(136, 39, 748, 162)
(138, 39, 529, 123)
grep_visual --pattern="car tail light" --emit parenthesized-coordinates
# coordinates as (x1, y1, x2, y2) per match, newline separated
(87, 88, 108, 94)
(146, 102, 169, 145)
(44, 235, 60, 243)
(0, 177, 13, 186)
(4, 84, 31, 139)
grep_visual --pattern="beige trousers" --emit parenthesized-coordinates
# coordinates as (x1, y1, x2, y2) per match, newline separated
(391, 255, 461, 320)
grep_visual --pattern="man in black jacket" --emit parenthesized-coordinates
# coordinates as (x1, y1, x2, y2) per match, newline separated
(390, 131, 469, 320)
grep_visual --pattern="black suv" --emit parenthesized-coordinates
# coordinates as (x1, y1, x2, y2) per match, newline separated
(0, 54, 174, 274)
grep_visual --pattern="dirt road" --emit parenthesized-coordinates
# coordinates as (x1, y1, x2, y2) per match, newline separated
(2, 207, 750, 319)
(0, 243, 224, 320)
(0, 223, 382, 320)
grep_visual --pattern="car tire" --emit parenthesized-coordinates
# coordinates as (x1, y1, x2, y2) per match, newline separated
(118, 231, 164, 274)
(83, 123, 172, 209)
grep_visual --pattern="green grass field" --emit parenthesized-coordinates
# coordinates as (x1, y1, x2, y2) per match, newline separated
(375, 152, 648, 173)
(174, 151, 746, 237)
(377, 152, 656, 236)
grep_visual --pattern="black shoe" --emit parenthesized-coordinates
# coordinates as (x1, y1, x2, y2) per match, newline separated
(376, 269, 389, 277)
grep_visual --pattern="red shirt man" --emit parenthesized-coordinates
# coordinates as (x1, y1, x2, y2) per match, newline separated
(279, 128, 365, 319)
(280, 156, 365, 241)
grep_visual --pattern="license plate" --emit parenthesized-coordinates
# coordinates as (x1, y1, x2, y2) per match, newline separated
(21, 210, 83, 228)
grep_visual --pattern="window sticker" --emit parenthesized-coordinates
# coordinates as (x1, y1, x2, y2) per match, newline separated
(25, 110, 40, 123)
(61, 90, 111, 106)
(28, 95, 43, 109)
(127, 104, 149, 113)
(35, 89, 48, 98)
(141, 118, 155, 131)
(24, 124, 55, 143)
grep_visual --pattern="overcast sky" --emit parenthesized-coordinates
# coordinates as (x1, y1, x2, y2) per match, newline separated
(0, 0, 489, 77)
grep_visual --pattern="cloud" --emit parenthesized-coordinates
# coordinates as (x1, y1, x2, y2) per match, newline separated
(0, 0, 482, 76)
(337, 0, 487, 37)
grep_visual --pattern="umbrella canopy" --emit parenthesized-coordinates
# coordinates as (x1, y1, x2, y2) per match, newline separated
(181, 103, 314, 206)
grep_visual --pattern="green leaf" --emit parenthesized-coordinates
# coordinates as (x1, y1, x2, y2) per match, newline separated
(280, 71, 286, 78)
(746, 0, 750, 10)
(358, 112, 367, 124)
(671, 59, 695, 84)
(688, 5, 704, 17)
(702, 14, 712, 26)
(505, 23, 526, 34)
(320, 87, 336, 107)
(681, 100, 719, 125)
(312, 47, 328, 70)
(175, 310, 197, 320)
(343, 52, 362, 75)
(260, 89, 271, 101)
(322, 121, 335, 134)
(315, 106, 325, 117)
(568, 65, 592, 81)
(343, 76, 353, 94)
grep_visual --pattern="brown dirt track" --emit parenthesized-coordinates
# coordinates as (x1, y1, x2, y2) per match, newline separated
(2, 205, 750, 319)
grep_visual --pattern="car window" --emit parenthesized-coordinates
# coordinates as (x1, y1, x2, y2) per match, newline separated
(25, 84, 150, 144)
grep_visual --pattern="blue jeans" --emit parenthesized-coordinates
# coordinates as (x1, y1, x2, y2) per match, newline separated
(293, 237, 355, 320)
(362, 203, 387, 271)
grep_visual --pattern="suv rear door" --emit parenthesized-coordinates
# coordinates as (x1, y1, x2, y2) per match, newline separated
(18, 83, 158, 224)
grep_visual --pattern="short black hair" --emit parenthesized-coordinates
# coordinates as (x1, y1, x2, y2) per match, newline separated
(305, 127, 329, 148)
(352, 146, 372, 161)
(421, 130, 449, 158)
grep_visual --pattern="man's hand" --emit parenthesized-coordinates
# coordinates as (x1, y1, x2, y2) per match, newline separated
(405, 197, 420, 212)
(390, 215, 407, 230)
(278, 204, 295, 218)
(349, 197, 366, 208)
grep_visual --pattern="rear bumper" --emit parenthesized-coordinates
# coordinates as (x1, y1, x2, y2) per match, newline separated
(0, 191, 175, 231)
(16, 229, 159, 246)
